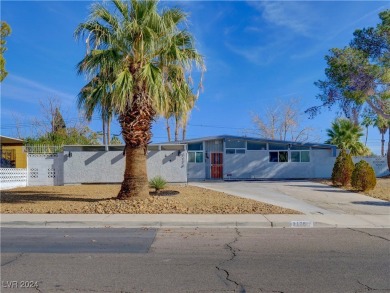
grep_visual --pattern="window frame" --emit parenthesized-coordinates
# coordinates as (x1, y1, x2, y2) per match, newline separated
(188, 151, 204, 163)
(269, 151, 288, 163)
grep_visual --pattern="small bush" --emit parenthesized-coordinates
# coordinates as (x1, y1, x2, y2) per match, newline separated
(351, 160, 376, 191)
(331, 149, 354, 186)
(149, 176, 167, 194)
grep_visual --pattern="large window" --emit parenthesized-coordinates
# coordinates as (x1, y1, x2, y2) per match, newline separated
(269, 151, 288, 162)
(188, 142, 203, 163)
(247, 141, 267, 150)
(225, 139, 245, 148)
(225, 139, 246, 154)
(291, 151, 310, 162)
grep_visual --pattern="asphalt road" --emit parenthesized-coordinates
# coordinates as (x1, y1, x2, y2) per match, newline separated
(1, 228, 390, 293)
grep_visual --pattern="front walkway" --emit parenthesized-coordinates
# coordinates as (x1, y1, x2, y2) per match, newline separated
(189, 180, 390, 215)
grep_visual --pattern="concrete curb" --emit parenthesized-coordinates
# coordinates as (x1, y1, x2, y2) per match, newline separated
(1, 214, 389, 229)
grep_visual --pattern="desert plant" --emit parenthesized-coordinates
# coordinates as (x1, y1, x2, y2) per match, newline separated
(331, 149, 355, 186)
(149, 176, 167, 194)
(351, 160, 377, 191)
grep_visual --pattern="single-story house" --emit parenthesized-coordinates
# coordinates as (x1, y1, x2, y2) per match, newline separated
(172, 135, 338, 181)
(54, 135, 338, 185)
(15, 135, 389, 187)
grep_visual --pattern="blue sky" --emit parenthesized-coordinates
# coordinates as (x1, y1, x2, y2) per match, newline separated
(1, 1, 389, 154)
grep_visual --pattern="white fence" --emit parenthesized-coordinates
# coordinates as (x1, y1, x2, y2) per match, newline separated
(24, 145, 63, 154)
(0, 168, 27, 190)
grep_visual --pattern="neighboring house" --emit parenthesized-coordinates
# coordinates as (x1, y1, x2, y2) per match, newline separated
(177, 135, 338, 180)
(0, 135, 27, 168)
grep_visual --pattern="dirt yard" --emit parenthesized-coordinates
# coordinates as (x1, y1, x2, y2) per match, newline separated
(0, 184, 300, 214)
(315, 177, 390, 201)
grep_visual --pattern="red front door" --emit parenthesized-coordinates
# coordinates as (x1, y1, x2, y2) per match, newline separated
(211, 153, 223, 179)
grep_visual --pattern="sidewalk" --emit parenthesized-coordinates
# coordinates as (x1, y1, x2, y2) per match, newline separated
(1, 214, 389, 228)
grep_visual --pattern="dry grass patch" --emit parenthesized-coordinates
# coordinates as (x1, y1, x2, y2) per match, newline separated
(0, 184, 300, 214)
(314, 177, 389, 201)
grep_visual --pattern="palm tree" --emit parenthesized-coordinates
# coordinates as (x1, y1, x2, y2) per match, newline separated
(160, 58, 199, 142)
(374, 116, 389, 156)
(75, 0, 204, 199)
(326, 118, 370, 156)
(78, 72, 114, 148)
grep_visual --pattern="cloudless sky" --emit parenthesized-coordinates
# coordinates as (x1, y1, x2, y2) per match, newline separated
(1, 1, 389, 154)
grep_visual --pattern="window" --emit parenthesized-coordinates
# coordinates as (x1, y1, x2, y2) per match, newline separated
(188, 151, 203, 163)
(290, 145, 310, 150)
(301, 151, 310, 162)
(247, 141, 267, 150)
(269, 151, 288, 162)
(291, 151, 300, 162)
(226, 149, 245, 154)
(188, 142, 203, 151)
(269, 143, 288, 150)
(291, 151, 310, 162)
(226, 139, 246, 154)
(226, 139, 245, 148)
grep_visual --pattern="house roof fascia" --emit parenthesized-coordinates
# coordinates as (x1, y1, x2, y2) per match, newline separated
(159, 135, 336, 149)
(0, 135, 24, 145)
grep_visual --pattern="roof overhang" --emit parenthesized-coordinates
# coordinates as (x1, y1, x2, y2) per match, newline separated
(0, 135, 24, 145)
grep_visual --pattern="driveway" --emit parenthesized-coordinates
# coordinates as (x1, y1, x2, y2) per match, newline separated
(190, 180, 390, 215)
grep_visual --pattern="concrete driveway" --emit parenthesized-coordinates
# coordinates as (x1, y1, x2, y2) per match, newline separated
(190, 180, 390, 215)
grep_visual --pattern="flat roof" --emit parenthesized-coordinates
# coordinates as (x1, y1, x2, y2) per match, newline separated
(0, 135, 24, 145)
(160, 135, 336, 149)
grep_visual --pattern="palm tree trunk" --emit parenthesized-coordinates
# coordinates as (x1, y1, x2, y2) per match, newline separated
(107, 118, 111, 145)
(182, 124, 187, 141)
(174, 116, 179, 142)
(166, 118, 171, 142)
(118, 144, 149, 198)
(117, 95, 155, 199)
(102, 117, 106, 146)
(381, 132, 385, 156)
(387, 131, 390, 171)
(365, 126, 368, 146)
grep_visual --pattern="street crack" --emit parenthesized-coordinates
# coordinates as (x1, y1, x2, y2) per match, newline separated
(356, 280, 390, 292)
(216, 228, 246, 293)
(1, 253, 24, 267)
(349, 228, 390, 242)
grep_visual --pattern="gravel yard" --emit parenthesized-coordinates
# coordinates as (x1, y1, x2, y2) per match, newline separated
(0, 184, 300, 214)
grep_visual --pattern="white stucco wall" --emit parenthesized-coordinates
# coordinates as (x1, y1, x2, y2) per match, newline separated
(221, 149, 334, 179)
(187, 162, 205, 180)
(63, 150, 187, 184)
(352, 156, 389, 177)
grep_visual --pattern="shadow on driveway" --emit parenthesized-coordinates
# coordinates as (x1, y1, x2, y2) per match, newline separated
(351, 201, 390, 207)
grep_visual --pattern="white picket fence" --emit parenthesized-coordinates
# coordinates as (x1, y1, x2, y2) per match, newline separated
(0, 168, 27, 190)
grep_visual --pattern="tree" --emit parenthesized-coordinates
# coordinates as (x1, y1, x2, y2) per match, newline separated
(325, 118, 370, 156)
(53, 108, 66, 133)
(331, 149, 355, 187)
(25, 126, 99, 147)
(252, 98, 316, 142)
(29, 97, 99, 145)
(374, 115, 389, 156)
(0, 21, 11, 82)
(306, 10, 390, 121)
(75, 0, 205, 199)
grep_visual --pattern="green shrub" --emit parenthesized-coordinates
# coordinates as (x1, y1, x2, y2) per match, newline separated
(331, 149, 354, 186)
(149, 176, 167, 194)
(351, 160, 376, 191)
